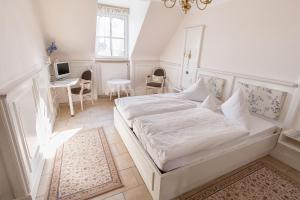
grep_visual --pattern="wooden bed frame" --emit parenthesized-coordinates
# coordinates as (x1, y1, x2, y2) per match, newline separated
(114, 107, 280, 200)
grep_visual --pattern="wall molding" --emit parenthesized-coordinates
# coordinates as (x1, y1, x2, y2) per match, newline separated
(158, 60, 299, 89)
(0, 61, 51, 96)
(95, 59, 129, 63)
(131, 59, 160, 65)
(199, 67, 299, 88)
(160, 60, 181, 68)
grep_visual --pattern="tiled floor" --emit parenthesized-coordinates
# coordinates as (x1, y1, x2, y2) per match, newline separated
(36, 98, 152, 200)
(36, 97, 300, 200)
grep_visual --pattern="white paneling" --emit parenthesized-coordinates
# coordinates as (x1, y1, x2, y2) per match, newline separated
(132, 60, 160, 95)
(12, 86, 38, 162)
(160, 61, 181, 91)
(0, 154, 13, 200)
(0, 63, 53, 200)
(97, 62, 129, 95)
(33, 66, 56, 147)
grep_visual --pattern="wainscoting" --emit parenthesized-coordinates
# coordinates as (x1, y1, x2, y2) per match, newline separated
(0, 63, 55, 200)
(130, 59, 182, 95)
(131, 59, 160, 95)
(96, 61, 130, 95)
(160, 60, 182, 91)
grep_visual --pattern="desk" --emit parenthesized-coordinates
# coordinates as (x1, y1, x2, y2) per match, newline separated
(50, 78, 80, 116)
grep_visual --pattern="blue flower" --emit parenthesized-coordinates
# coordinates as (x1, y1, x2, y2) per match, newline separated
(47, 42, 58, 55)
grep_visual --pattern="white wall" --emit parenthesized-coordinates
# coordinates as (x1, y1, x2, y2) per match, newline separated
(36, 0, 151, 95)
(127, 0, 150, 56)
(36, 0, 150, 60)
(0, 0, 46, 89)
(0, 1, 54, 199)
(131, 2, 183, 60)
(129, 1, 183, 93)
(35, 0, 98, 60)
(160, 0, 300, 83)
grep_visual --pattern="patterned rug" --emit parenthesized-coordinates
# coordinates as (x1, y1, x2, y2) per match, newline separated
(180, 159, 300, 200)
(48, 128, 123, 200)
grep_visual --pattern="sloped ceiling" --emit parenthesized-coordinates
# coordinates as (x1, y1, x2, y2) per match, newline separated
(131, 1, 183, 60)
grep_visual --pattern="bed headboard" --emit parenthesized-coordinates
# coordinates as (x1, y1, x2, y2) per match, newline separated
(238, 82, 287, 120)
(196, 69, 234, 101)
(232, 76, 298, 127)
(193, 67, 299, 128)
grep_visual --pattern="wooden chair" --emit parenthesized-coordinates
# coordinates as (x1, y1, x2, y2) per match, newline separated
(71, 70, 93, 111)
(146, 67, 166, 94)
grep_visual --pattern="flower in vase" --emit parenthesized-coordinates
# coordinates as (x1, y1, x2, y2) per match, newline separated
(47, 41, 58, 55)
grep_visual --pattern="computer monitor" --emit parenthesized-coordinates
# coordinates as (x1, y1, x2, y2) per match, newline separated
(54, 62, 70, 80)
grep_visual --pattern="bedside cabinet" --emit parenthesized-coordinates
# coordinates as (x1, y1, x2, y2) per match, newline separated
(271, 129, 300, 171)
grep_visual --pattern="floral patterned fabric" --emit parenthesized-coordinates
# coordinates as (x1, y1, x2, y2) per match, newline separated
(48, 128, 123, 200)
(180, 159, 300, 200)
(198, 75, 226, 100)
(239, 82, 287, 120)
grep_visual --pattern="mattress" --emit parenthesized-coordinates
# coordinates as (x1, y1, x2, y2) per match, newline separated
(115, 93, 202, 127)
(133, 110, 277, 172)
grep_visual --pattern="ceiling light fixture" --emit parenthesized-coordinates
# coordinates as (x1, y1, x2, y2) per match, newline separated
(161, 0, 212, 14)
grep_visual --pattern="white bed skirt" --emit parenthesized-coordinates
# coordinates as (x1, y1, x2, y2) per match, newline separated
(113, 107, 279, 200)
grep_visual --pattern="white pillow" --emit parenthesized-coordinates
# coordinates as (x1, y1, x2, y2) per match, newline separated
(180, 79, 209, 102)
(221, 89, 251, 130)
(201, 95, 221, 112)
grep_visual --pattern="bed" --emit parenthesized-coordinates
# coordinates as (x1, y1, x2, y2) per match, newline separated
(115, 93, 201, 127)
(114, 70, 297, 200)
(115, 75, 227, 127)
(133, 108, 277, 172)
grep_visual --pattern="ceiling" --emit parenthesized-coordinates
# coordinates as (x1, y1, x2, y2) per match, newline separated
(98, 0, 230, 10)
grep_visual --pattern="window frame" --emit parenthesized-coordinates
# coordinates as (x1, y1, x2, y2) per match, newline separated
(95, 13, 129, 60)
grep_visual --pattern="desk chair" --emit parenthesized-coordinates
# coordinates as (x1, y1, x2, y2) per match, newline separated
(71, 70, 93, 111)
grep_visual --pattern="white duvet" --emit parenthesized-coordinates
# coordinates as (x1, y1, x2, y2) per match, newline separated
(115, 93, 199, 121)
(133, 108, 249, 170)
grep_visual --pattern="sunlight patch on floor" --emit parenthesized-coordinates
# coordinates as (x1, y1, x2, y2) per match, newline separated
(43, 128, 82, 158)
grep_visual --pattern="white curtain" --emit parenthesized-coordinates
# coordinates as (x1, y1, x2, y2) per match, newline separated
(97, 4, 129, 17)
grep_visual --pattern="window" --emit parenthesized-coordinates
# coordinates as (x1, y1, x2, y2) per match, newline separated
(96, 4, 129, 59)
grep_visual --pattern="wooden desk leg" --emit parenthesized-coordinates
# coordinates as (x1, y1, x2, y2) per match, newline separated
(67, 86, 75, 116)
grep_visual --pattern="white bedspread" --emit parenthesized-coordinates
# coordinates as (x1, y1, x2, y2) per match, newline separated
(133, 108, 249, 170)
(115, 93, 199, 121)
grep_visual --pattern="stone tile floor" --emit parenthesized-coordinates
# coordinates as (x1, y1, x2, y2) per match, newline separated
(36, 97, 300, 200)
(36, 98, 151, 200)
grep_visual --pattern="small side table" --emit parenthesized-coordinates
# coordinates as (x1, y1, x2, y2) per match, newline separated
(106, 79, 132, 100)
(271, 129, 300, 171)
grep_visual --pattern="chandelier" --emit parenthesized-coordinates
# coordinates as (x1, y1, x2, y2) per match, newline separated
(161, 0, 212, 14)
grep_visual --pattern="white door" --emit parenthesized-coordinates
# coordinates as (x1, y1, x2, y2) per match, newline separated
(181, 26, 205, 89)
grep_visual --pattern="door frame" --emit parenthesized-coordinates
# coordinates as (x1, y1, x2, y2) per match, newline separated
(180, 25, 205, 89)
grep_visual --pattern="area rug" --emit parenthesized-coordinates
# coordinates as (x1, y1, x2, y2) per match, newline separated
(180, 159, 300, 200)
(48, 128, 123, 200)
